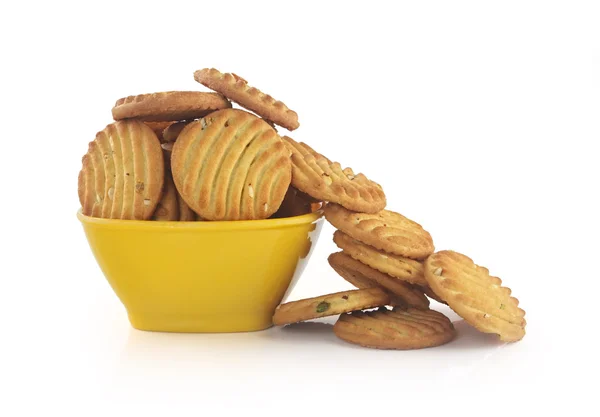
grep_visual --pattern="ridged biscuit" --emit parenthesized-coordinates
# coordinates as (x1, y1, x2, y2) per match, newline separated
(334, 306, 456, 350)
(171, 109, 292, 221)
(283, 136, 386, 213)
(324, 204, 434, 259)
(112, 91, 231, 122)
(328, 252, 430, 309)
(333, 230, 426, 286)
(272, 288, 390, 326)
(152, 171, 197, 221)
(162, 120, 193, 143)
(78, 120, 164, 220)
(194, 68, 299, 131)
(424, 251, 526, 342)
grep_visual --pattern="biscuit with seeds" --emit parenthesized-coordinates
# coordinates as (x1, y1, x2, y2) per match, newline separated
(333, 230, 426, 286)
(272, 288, 390, 326)
(152, 171, 197, 221)
(283, 136, 386, 213)
(163, 120, 193, 143)
(194, 68, 299, 130)
(171, 109, 291, 220)
(334, 306, 456, 350)
(78, 120, 164, 219)
(112, 91, 231, 122)
(328, 252, 429, 309)
(424, 250, 526, 342)
(324, 204, 434, 259)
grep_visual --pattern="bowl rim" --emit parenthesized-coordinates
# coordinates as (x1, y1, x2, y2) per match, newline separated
(77, 208, 323, 230)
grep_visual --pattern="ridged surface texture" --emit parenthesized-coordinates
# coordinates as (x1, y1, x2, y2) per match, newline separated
(424, 250, 526, 342)
(334, 306, 456, 350)
(194, 68, 299, 130)
(324, 204, 434, 259)
(283, 136, 386, 213)
(328, 252, 429, 309)
(78, 120, 164, 220)
(171, 109, 292, 221)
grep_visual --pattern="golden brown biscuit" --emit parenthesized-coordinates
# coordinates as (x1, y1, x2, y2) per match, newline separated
(162, 120, 193, 143)
(420, 285, 447, 305)
(272, 288, 390, 326)
(112, 91, 231, 122)
(282, 136, 386, 213)
(171, 109, 291, 220)
(328, 252, 430, 309)
(194, 68, 299, 131)
(324, 204, 434, 259)
(424, 250, 526, 342)
(78, 120, 164, 220)
(333, 230, 426, 286)
(152, 172, 179, 221)
(334, 306, 456, 350)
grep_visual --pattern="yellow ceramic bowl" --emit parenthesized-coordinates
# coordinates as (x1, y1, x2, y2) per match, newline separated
(78, 210, 323, 333)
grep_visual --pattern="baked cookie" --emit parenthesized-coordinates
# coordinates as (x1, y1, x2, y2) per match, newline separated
(272, 287, 390, 326)
(162, 120, 193, 143)
(283, 136, 386, 213)
(78, 120, 164, 220)
(324, 204, 434, 259)
(194, 68, 299, 130)
(424, 250, 526, 342)
(328, 252, 430, 309)
(334, 306, 456, 350)
(144, 121, 174, 142)
(333, 230, 426, 286)
(171, 109, 291, 220)
(270, 187, 318, 218)
(112, 91, 231, 122)
(152, 171, 197, 221)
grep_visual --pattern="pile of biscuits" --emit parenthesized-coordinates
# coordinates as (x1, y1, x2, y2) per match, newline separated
(78, 67, 526, 349)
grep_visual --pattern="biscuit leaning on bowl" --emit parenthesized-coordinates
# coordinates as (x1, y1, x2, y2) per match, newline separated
(78, 120, 164, 220)
(324, 203, 434, 260)
(171, 108, 292, 221)
(424, 250, 526, 342)
(328, 252, 430, 310)
(194, 68, 299, 131)
(282, 136, 386, 214)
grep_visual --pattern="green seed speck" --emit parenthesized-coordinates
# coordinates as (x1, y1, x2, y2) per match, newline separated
(316, 302, 330, 313)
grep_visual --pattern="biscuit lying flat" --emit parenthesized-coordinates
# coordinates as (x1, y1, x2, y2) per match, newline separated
(328, 252, 430, 309)
(112, 91, 231, 122)
(324, 204, 434, 259)
(78, 120, 164, 220)
(333, 230, 426, 286)
(283, 136, 386, 213)
(171, 109, 291, 221)
(424, 250, 526, 342)
(194, 68, 299, 131)
(334, 306, 456, 350)
(272, 288, 390, 326)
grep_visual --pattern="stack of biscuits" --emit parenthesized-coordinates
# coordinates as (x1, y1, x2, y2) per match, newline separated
(78, 67, 526, 349)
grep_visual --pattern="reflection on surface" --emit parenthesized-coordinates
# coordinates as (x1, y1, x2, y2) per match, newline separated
(448, 320, 508, 350)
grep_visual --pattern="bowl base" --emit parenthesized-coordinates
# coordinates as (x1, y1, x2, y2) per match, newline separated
(128, 311, 274, 333)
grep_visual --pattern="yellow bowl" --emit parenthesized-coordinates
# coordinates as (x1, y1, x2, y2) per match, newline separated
(77, 210, 324, 333)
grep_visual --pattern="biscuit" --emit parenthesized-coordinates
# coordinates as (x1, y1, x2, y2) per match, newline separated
(424, 250, 526, 342)
(194, 68, 299, 131)
(112, 91, 231, 122)
(328, 252, 430, 309)
(333, 230, 426, 286)
(78, 120, 164, 220)
(324, 204, 434, 259)
(282, 136, 386, 213)
(334, 306, 456, 350)
(144, 121, 174, 142)
(152, 172, 179, 221)
(270, 187, 317, 218)
(272, 287, 390, 326)
(420, 285, 447, 305)
(162, 120, 192, 143)
(171, 109, 291, 220)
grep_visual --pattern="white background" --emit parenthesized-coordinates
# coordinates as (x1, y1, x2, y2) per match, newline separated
(1, 0, 599, 415)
